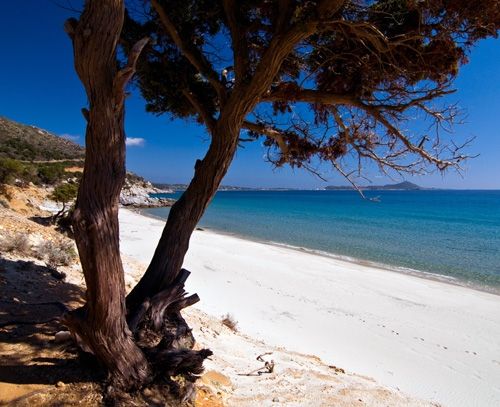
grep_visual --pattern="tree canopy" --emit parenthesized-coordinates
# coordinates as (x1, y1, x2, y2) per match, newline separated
(124, 0, 499, 185)
(58, 1, 499, 400)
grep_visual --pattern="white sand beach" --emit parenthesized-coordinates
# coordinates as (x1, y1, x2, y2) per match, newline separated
(119, 208, 500, 407)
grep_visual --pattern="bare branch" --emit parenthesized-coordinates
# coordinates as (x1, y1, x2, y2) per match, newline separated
(360, 104, 458, 170)
(242, 121, 289, 155)
(113, 37, 149, 104)
(182, 89, 216, 133)
(151, 0, 226, 100)
(331, 160, 368, 200)
(222, 0, 247, 82)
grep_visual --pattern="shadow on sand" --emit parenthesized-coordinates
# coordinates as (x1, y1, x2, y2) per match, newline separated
(0, 256, 104, 390)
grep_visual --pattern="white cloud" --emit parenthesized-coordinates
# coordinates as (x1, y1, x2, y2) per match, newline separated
(125, 137, 145, 147)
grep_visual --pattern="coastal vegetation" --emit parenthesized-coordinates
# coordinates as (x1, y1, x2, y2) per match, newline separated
(0, 158, 78, 187)
(47, 0, 500, 404)
(49, 182, 79, 221)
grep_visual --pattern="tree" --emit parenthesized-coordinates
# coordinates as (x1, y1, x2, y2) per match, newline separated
(63, 0, 499, 401)
(63, 0, 150, 392)
(0, 158, 24, 185)
(50, 182, 78, 221)
(64, 1, 211, 400)
(123, 0, 499, 309)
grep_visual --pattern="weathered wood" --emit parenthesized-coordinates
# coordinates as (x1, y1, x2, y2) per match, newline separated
(147, 348, 213, 379)
(128, 298, 151, 333)
(65, 0, 150, 391)
(130, 269, 201, 354)
(126, 122, 241, 311)
(65, 1, 211, 400)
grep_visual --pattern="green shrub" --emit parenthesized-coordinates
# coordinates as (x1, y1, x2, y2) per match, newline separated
(37, 163, 67, 185)
(0, 158, 24, 184)
(50, 182, 78, 204)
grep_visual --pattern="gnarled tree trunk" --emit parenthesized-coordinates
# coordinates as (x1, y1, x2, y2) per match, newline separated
(64, 3, 211, 398)
(63, 0, 149, 390)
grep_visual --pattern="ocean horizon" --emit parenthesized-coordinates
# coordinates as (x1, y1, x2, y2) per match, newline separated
(147, 189, 500, 294)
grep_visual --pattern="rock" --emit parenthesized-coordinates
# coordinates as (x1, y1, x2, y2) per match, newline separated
(54, 330, 72, 343)
(119, 177, 176, 208)
(56, 381, 65, 388)
(273, 397, 280, 402)
(119, 194, 175, 208)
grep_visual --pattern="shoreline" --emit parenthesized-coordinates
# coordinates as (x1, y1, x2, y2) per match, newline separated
(137, 207, 500, 297)
(120, 208, 500, 407)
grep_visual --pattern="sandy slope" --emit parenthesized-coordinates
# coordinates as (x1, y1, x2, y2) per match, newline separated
(0, 197, 429, 406)
(186, 307, 431, 406)
(119, 209, 500, 407)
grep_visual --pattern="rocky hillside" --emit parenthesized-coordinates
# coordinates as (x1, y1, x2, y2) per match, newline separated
(0, 116, 173, 208)
(0, 116, 85, 161)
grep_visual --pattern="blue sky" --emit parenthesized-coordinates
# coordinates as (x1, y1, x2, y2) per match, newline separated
(0, 1, 499, 189)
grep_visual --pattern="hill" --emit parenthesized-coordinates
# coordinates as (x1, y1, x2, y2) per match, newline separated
(0, 116, 85, 161)
(325, 181, 424, 191)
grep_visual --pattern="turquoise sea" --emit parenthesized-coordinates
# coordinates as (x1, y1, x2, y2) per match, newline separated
(146, 190, 500, 293)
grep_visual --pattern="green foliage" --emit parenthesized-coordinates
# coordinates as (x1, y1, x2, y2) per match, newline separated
(0, 138, 37, 161)
(124, 0, 500, 123)
(0, 158, 25, 184)
(122, 0, 499, 175)
(50, 182, 79, 205)
(38, 163, 67, 185)
(0, 158, 79, 186)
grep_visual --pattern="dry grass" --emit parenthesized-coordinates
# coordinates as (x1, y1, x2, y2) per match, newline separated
(221, 313, 238, 332)
(0, 232, 30, 254)
(37, 240, 77, 269)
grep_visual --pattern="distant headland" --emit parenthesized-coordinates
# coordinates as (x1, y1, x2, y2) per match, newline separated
(154, 181, 426, 192)
(324, 181, 425, 191)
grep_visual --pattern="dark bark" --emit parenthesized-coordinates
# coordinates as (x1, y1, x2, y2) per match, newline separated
(126, 2, 319, 310)
(127, 119, 241, 311)
(63, 0, 149, 390)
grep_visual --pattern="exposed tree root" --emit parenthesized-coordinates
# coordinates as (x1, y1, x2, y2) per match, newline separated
(63, 268, 211, 405)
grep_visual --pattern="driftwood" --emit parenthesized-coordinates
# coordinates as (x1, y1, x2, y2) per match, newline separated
(238, 352, 275, 376)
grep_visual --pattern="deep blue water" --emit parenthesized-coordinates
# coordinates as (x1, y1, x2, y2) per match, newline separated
(146, 190, 500, 292)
